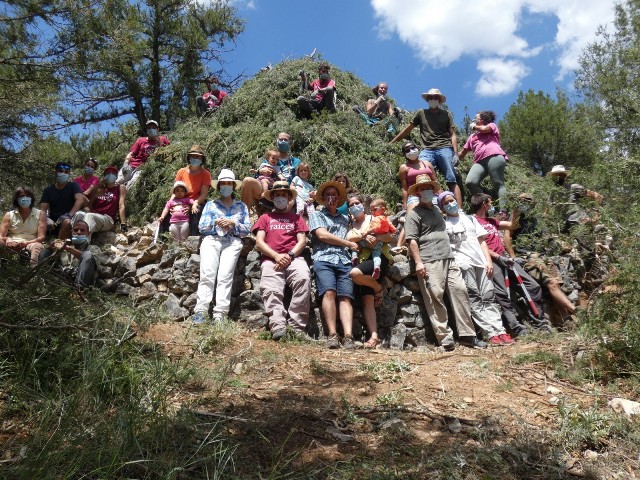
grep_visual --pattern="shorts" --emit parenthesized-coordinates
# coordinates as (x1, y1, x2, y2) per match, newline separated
(314, 260, 354, 299)
(522, 255, 562, 286)
(257, 175, 275, 187)
(352, 256, 389, 296)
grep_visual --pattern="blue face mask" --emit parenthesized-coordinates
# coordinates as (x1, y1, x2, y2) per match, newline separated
(219, 185, 234, 197)
(487, 207, 496, 217)
(147, 128, 159, 137)
(444, 201, 458, 214)
(348, 204, 364, 217)
(420, 190, 434, 204)
(277, 140, 290, 153)
(189, 157, 203, 167)
(71, 235, 88, 245)
(319, 73, 330, 81)
(17, 196, 32, 208)
(56, 172, 70, 184)
(105, 173, 117, 184)
(84, 166, 95, 175)
(519, 204, 530, 213)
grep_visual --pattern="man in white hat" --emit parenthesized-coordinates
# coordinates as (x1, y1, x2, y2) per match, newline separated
(253, 181, 312, 341)
(391, 88, 463, 207)
(308, 180, 359, 349)
(118, 119, 170, 190)
(404, 174, 487, 351)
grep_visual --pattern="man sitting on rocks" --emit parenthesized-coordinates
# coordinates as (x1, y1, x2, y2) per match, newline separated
(297, 62, 336, 118)
(404, 175, 487, 351)
(196, 76, 228, 116)
(253, 181, 311, 341)
(352, 82, 397, 134)
(40, 162, 85, 240)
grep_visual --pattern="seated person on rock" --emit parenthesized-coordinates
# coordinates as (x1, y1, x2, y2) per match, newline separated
(503, 193, 577, 327)
(352, 82, 397, 134)
(73, 157, 100, 207)
(0, 187, 47, 266)
(40, 162, 85, 240)
(297, 62, 336, 118)
(38, 218, 100, 290)
(196, 76, 228, 116)
(438, 191, 513, 346)
(77, 165, 127, 236)
(471, 193, 552, 335)
(253, 181, 311, 341)
(118, 120, 170, 190)
(404, 175, 488, 351)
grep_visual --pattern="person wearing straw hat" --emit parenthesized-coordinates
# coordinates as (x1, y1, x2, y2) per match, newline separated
(253, 181, 312, 341)
(404, 174, 487, 351)
(308, 180, 360, 349)
(158, 181, 193, 244)
(191, 168, 251, 325)
(391, 88, 463, 207)
(174, 144, 212, 235)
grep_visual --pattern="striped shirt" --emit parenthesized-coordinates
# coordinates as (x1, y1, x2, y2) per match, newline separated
(309, 208, 351, 265)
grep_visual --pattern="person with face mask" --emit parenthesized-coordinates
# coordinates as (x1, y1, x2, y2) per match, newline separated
(0, 186, 47, 266)
(252, 181, 312, 341)
(73, 158, 100, 205)
(437, 191, 513, 346)
(393, 141, 441, 254)
(309, 180, 360, 350)
(196, 76, 228, 116)
(40, 162, 84, 240)
(297, 62, 337, 118)
(404, 175, 488, 351)
(38, 219, 100, 289)
(471, 193, 552, 335)
(174, 145, 211, 235)
(117, 119, 170, 190)
(191, 169, 251, 325)
(352, 82, 398, 135)
(77, 166, 127, 236)
(391, 88, 463, 208)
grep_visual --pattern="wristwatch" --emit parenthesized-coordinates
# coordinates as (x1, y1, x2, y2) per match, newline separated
(287, 250, 296, 259)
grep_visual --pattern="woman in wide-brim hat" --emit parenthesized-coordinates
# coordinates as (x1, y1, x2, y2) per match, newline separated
(174, 144, 212, 235)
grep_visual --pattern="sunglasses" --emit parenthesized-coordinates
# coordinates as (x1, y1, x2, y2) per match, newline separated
(426, 95, 439, 100)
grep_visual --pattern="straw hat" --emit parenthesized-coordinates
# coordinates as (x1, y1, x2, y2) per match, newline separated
(408, 174, 440, 196)
(172, 181, 189, 194)
(420, 88, 446, 104)
(212, 168, 242, 190)
(315, 181, 347, 206)
(186, 144, 206, 163)
(263, 181, 297, 201)
(549, 165, 569, 177)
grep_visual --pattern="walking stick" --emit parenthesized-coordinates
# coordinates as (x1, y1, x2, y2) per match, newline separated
(509, 264, 540, 317)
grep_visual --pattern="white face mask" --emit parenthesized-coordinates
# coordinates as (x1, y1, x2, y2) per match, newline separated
(428, 99, 439, 109)
(405, 149, 419, 161)
(420, 190, 434, 204)
(273, 196, 289, 210)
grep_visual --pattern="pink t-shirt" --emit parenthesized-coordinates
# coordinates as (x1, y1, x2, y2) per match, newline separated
(165, 198, 193, 224)
(92, 185, 120, 220)
(463, 123, 507, 163)
(474, 216, 505, 255)
(128, 136, 170, 168)
(252, 212, 309, 262)
(74, 175, 100, 193)
(309, 79, 336, 101)
(203, 89, 228, 109)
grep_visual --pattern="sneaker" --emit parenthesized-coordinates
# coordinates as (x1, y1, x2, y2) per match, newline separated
(191, 312, 208, 325)
(351, 256, 359, 267)
(372, 267, 380, 280)
(441, 340, 456, 352)
(342, 335, 357, 350)
(271, 328, 286, 341)
(459, 336, 488, 349)
(326, 333, 340, 349)
(488, 335, 504, 346)
(211, 312, 225, 323)
(499, 333, 515, 345)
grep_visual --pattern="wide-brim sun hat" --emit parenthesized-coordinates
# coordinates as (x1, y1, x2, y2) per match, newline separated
(172, 180, 190, 194)
(212, 168, 242, 190)
(315, 181, 347, 206)
(420, 88, 446, 104)
(263, 181, 297, 201)
(186, 144, 206, 163)
(408, 174, 440, 196)
(437, 191, 455, 208)
(549, 165, 569, 177)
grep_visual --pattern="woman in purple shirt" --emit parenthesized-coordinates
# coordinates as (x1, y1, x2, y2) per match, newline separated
(459, 111, 508, 211)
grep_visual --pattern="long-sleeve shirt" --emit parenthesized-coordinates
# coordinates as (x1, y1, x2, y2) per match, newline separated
(198, 198, 251, 237)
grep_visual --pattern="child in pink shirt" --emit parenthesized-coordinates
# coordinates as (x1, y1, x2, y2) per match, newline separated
(159, 181, 193, 243)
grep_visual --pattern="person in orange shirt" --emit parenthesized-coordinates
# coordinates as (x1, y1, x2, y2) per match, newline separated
(174, 145, 212, 235)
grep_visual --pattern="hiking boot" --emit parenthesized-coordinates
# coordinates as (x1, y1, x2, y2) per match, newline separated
(488, 335, 504, 346)
(190, 312, 208, 325)
(326, 333, 340, 349)
(459, 336, 488, 349)
(271, 328, 286, 341)
(211, 312, 225, 323)
(342, 335, 357, 350)
(499, 333, 515, 345)
(441, 340, 456, 352)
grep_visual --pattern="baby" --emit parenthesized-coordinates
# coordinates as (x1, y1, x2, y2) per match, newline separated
(158, 181, 193, 243)
(255, 148, 284, 191)
(352, 198, 396, 279)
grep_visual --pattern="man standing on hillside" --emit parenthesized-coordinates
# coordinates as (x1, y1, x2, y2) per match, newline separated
(117, 120, 170, 190)
(391, 88, 462, 207)
(297, 62, 336, 118)
(253, 181, 311, 341)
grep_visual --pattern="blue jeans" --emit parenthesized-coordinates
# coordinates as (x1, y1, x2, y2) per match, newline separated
(419, 147, 457, 184)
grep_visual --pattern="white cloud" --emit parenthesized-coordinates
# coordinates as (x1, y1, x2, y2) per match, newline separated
(370, 0, 615, 93)
(476, 58, 531, 97)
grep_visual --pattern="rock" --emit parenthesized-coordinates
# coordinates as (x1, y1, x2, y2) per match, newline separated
(238, 311, 269, 331)
(181, 292, 198, 309)
(244, 260, 262, 279)
(391, 284, 413, 306)
(159, 248, 180, 268)
(246, 250, 260, 264)
(608, 397, 640, 416)
(156, 282, 168, 293)
(115, 257, 137, 277)
(164, 293, 189, 321)
(115, 283, 133, 296)
(136, 236, 153, 249)
(387, 261, 411, 282)
(235, 289, 264, 312)
(546, 386, 562, 395)
(376, 296, 398, 328)
(151, 269, 171, 282)
(169, 274, 199, 294)
(183, 236, 200, 253)
(446, 418, 462, 433)
(399, 303, 423, 327)
(390, 323, 407, 350)
(137, 273, 152, 284)
(403, 276, 421, 293)
(325, 426, 353, 443)
(379, 418, 408, 433)
(136, 244, 164, 266)
(548, 396, 560, 405)
(185, 254, 201, 272)
(583, 450, 598, 460)
(115, 233, 129, 246)
(97, 264, 114, 279)
(406, 328, 428, 347)
(132, 281, 157, 301)
(98, 252, 121, 268)
(136, 264, 158, 277)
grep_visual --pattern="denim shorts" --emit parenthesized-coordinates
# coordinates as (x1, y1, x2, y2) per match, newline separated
(419, 147, 457, 184)
(314, 260, 354, 299)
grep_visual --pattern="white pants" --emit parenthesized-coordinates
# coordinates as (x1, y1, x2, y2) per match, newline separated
(194, 235, 243, 316)
(84, 212, 115, 234)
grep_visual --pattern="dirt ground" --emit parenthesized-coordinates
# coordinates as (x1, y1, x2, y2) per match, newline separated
(140, 322, 630, 479)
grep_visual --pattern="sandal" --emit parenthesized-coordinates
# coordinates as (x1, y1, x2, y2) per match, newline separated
(374, 287, 384, 308)
(390, 246, 408, 256)
(364, 337, 381, 349)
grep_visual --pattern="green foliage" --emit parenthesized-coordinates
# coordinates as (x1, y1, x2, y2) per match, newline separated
(128, 57, 405, 222)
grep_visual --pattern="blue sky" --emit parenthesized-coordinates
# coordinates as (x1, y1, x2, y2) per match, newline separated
(222, 0, 616, 126)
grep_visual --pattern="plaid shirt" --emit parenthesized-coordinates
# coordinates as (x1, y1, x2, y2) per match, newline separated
(198, 198, 251, 237)
(309, 208, 351, 265)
